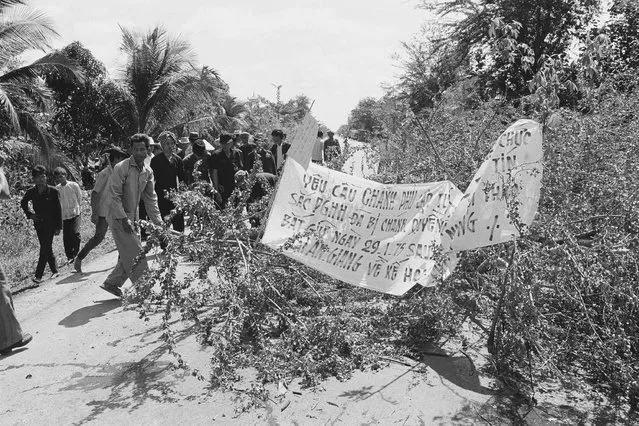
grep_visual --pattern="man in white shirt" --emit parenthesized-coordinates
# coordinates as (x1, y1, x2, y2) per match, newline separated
(74, 147, 128, 273)
(54, 167, 83, 263)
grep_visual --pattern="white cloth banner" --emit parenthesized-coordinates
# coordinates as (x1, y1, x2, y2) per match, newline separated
(262, 119, 543, 295)
(442, 119, 543, 251)
(262, 161, 462, 295)
(285, 112, 319, 169)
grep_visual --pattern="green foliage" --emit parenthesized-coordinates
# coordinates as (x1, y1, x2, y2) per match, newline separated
(345, 97, 385, 140)
(597, 0, 639, 90)
(111, 26, 222, 136)
(47, 41, 124, 159)
(244, 94, 311, 137)
(0, 1, 82, 154)
(402, 0, 602, 111)
(342, 62, 639, 419)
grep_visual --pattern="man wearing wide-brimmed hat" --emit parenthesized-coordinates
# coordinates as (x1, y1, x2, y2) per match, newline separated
(74, 146, 128, 273)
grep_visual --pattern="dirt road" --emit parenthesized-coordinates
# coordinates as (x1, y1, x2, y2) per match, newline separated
(1, 249, 500, 425)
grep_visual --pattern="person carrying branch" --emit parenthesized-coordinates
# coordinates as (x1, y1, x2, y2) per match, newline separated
(20, 165, 62, 284)
(100, 134, 163, 298)
(0, 155, 33, 355)
(74, 147, 128, 273)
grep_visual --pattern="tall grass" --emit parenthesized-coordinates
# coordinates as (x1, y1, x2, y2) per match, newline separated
(0, 192, 115, 289)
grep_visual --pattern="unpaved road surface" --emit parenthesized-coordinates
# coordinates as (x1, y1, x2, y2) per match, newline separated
(1, 249, 498, 425)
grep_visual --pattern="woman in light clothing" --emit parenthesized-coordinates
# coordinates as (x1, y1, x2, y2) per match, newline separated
(54, 167, 83, 263)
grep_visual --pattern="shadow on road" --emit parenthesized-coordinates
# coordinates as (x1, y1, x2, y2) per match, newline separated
(58, 299, 122, 328)
(55, 268, 113, 286)
(70, 327, 197, 425)
(422, 354, 496, 396)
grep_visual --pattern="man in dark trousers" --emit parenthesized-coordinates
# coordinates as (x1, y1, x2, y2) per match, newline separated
(150, 130, 185, 233)
(211, 133, 243, 208)
(269, 129, 290, 174)
(0, 154, 33, 354)
(20, 165, 62, 283)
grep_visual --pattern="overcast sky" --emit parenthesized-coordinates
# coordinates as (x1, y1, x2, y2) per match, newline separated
(28, 0, 427, 130)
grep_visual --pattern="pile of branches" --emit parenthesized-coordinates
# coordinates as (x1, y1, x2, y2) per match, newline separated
(131, 175, 463, 391)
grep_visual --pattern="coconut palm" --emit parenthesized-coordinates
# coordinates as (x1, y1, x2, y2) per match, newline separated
(0, 0, 82, 153)
(209, 96, 249, 133)
(111, 25, 219, 136)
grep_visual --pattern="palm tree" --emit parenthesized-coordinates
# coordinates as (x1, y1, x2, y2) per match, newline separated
(112, 25, 217, 136)
(209, 96, 248, 133)
(0, 0, 82, 154)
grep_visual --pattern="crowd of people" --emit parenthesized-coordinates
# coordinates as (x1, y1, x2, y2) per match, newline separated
(0, 126, 342, 353)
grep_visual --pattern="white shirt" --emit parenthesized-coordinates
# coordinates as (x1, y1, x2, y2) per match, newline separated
(93, 165, 113, 217)
(56, 181, 82, 220)
(276, 144, 283, 169)
(312, 138, 324, 162)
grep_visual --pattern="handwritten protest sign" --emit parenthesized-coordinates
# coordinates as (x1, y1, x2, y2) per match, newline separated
(262, 161, 462, 295)
(442, 119, 543, 251)
(263, 120, 543, 295)
(285, 112, 319, 168)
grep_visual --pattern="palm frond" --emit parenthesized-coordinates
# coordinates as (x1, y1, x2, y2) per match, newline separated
(117, 25, 209, 133)
(0, 0, 26, 15)
(0, 82, 19, 128)
(0, 51, 84, 84)
(18, 111, 54, 154)
(107, 80, 138, 135)
(0, 6, 58, 66)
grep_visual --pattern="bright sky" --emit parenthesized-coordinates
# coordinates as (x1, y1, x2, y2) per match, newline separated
(29, 0, 427, 130)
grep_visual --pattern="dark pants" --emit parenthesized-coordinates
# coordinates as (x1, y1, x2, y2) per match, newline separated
(76, 217, 108, 261)
(158, 198, 184, 232)
(62, 215, 81, 260)
(139, 200, 148, 241)
(35, 223, 57, 279)
(158, 196, 184, 250)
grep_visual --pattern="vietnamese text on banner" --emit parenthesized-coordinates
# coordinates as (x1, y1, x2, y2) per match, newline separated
(262, 119, 543, 296)
(262, 161, 462, 295)
(442, 119, 543, 251)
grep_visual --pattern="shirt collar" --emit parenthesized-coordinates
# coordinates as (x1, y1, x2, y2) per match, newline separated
(128, 156, 145, 171)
